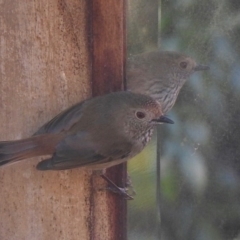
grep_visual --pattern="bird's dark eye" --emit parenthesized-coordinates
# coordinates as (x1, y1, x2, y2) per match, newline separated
(136, 111, 146, 119)
(180, 61, 188, 69)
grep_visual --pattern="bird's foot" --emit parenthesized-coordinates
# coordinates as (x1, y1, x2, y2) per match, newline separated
(101, 174, 136, 200)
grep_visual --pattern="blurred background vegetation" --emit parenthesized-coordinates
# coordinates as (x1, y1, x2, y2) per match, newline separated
(127, 0, 240, 239)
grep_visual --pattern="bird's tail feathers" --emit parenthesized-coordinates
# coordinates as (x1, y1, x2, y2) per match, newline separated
(0, 134, 62, 167)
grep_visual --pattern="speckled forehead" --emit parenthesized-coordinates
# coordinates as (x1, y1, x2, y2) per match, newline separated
(144, 99, 162, 115)
(185, 56, 196, 62)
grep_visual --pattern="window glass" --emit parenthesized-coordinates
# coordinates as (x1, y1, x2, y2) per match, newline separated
(127, 0, 240, 239)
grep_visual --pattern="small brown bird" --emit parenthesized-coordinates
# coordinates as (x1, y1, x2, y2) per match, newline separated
(0, 92, 173, 171)
(127, 50, 209, 113)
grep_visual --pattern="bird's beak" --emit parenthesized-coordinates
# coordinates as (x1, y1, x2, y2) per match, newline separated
(152, 115, 174, 124)
(194, 64, 209, 71)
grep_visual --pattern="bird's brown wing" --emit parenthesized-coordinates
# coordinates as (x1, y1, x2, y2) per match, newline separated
(36, 132, 132, 170)
(33, 101, 86, 136)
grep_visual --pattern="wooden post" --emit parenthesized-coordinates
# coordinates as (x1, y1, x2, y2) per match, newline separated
(90, 0, 127, 239)
(0, 1, 92, 239)
(0, 0, 127, 239)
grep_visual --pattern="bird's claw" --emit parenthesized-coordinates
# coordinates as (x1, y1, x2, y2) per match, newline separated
(106, 186, 135, 200)
(100, 173, 136, 200)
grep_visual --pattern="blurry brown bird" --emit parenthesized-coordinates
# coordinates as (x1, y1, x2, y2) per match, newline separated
(0, 92, 173, 171)
(127, 50, 209, 113)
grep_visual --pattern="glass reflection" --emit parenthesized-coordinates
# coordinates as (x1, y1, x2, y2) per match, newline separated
(127, 0, 240, 239)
